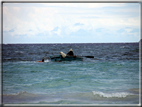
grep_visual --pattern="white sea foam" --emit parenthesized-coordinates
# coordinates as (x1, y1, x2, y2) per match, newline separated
(4, 91, 28, 96)
(44, 59, 50, 62)
(92, 91, 134, 98)
(15, 51, 24, 53)
(19, 61, 34, 63)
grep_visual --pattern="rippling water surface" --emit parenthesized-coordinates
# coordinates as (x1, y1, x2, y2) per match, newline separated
(2, 43, 140, 104)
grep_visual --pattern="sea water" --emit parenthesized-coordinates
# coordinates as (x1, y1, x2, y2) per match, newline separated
(2, 43, 140, 104)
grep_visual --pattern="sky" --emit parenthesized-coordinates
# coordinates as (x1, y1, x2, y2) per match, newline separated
(3, 3, 141, 43)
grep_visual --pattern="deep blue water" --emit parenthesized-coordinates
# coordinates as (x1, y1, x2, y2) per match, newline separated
(2, 43, 140, 104)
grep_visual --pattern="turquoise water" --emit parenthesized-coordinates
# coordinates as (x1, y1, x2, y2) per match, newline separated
(2, 43, 140, 104)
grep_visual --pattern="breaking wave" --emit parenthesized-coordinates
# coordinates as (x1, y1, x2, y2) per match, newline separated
(92, 91, 134, 98)
(3, 90, 139, 104)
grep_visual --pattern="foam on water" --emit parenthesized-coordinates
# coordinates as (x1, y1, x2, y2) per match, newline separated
(44, 59, 50, 62)
(16, 59, 50, 63)
(3, 90, 139, 104)
(92, 91, 134, 98)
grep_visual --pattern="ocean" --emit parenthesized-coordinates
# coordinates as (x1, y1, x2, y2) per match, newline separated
(2, 43, 140, 105)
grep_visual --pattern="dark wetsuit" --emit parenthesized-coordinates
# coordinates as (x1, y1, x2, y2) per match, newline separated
(67, 51, 74, 56)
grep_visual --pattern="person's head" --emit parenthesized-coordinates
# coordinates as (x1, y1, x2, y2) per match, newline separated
(69, 48, 73, 51)
(42, 59, 44, 62)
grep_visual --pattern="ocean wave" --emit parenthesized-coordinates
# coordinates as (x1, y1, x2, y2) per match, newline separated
(18, 59, 50, 63)
(120, 46, 130, 49)
(92, 91, 134, 98)
(3, 58, 12, 60)
(3, 91, 32, 96)
(15, 51, 24, 53)
(3, 90, 139, 104)
(3, 91, 45, 104)
(44, 59, 50, 62)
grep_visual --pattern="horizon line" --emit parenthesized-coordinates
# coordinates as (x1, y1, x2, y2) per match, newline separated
(2, 41, 140, 44)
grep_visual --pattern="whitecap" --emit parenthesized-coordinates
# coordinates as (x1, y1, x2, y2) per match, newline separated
(120, 46, 130, 49)
(120, 46, 125, 49)
(92, 91, 134, 98)
(15, 51, 24, 53)
(44, 59, 50, 62)
(4, 91, 28, 96)
(18, 61, 34, 63)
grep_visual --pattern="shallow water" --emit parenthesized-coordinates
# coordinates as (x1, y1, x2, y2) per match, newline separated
(2, 43, 140, 104)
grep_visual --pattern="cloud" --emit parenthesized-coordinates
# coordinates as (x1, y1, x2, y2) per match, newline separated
(95, 28, 104, 32)
(51, 26, 62, 37)
(117, 28, 125, 33)
(52, 26, 59, 31)
(3, 3, 140, 43)
(69, 29, 89, 37)
(130, 28, 139, 33)
(74, 23, 84, 26)
(9, 29, 14, 32)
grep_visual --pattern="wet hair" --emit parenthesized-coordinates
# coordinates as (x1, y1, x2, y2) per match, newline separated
(42, 59, 44, 62)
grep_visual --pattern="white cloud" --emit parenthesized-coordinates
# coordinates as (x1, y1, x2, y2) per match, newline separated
(3, 3, 140, 43)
